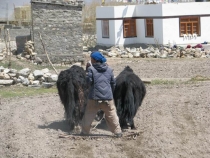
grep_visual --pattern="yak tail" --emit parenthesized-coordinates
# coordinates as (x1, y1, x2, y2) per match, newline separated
(122, 83, 137, 121)
(57, 72, 76, 130)
(65, 80, 76, 123)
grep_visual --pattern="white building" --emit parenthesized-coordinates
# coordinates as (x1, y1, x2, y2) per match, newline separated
(96, 2, 210, 46)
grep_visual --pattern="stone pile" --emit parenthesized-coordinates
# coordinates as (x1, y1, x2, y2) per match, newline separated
(94, 45, 210, 59)
(83, 34, 97, 51)
(22, 40, 36, 57)
(15, 40, 43, 65)
(82, 34, 210, 59)
(0, 66, 58, 88)
(0, 48, 6, 61)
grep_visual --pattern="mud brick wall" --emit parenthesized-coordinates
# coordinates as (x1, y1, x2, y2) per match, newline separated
(1, 28, 30, 41)
(31, 0, 84, 63)
(9, 28, 31, 41)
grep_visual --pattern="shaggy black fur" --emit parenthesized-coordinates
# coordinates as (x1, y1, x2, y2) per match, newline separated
(56, 65, 88, 131)
(113, 66, 146, 129)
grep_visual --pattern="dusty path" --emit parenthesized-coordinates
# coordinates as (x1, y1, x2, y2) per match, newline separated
(0, 58, 210, 158)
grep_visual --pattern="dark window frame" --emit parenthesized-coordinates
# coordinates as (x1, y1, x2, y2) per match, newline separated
(179, 16, 200, 37)
(145, 18, 154, 37)
(123, 19, 137, 38)
(101, 20, 109, 38)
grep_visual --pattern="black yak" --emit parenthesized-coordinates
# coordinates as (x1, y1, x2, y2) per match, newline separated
(56, 65, 88, 131)
(113, 66, 146, 129)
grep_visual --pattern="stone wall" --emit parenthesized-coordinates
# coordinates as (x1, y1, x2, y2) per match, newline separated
(31, 0, 84, 64)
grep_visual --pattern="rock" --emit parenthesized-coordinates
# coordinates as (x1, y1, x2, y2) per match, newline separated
(194, 51, 202, 58)
(4, 73, 11, 80)
(160, 51, 168, 58)
(42, 82, 55, 88)
(8, 73, 17, 78)
(83, 46, 88, 51)
(140, 52, 147, 58)
(195, 48, 201, 52)
(28, 85, 41, 88)
(133, 52, 140, 58)
(18, 68, 31, 77)
(35, 57, 42, 65)
(0, 80, 13, 85)
(125, 47, 130, 52)
(0, 56, 4, 61)
(40, 76, 46, 82)
(41, 68, 49, 74)
(33, 70, 44, 79)
(28, 73, 35, 81)
(10, 69, 17, 73)
(3, 68, 10, 73)
(128, 53, 133, 58)
(31, 52, 37, 56)
(108, 52, 117, 57)
(48, 74, 58, 82)
(73, 62, 82, 67)
(31, 80, 40, 86)
(147, 53, 156, 58)
(22, 78, 30, 86)
(130, 47, 137, 52)
(0, 66, 4, 72)
(121, 54, 129, 58)
(43, 72, 51, 78)
(148, 46, 155, 52)
(25, 55, 31, 59)
(16, 54, 22, 59)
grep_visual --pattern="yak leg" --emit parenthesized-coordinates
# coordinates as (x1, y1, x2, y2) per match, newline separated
(120, 119, 129, 129)
(130, 119, 137, 130)
(95, 110, 104, 121)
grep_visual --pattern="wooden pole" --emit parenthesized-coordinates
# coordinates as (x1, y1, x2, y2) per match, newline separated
(38, 32, 58, 74)
(6, 29, 11, 68)
(3, 29, 8, 58)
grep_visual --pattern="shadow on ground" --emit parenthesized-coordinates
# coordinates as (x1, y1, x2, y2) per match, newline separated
(38, 120, 70, 133)
(38, 118, 109, 133)
(93, 119, 109, 131)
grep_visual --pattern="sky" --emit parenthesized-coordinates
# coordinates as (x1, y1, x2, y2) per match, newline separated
(0, 0, 96, 20)
(0, 0, 31, 19)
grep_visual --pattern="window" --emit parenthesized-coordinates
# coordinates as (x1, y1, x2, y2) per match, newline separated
(22, 10, 26, 19)
(145, 19, 153, 37)
(180, 17, 200, 36)
(123, 19, 137, 38)
(102, 20, 109, 38)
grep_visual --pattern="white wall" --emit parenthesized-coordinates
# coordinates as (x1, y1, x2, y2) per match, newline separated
(162, 18, 180, 45)
(136, 4, 163, 16)
(162, 17, 210, 45)
(136, 19, 163, 45)
(162, 2, 210, 16)
(153, 19, 164, 45)
(96, 5, 136, 19)
(161, 3, 210, 44)
(96, 5, 137, 46)
(114, 5, 136, 18)
(200, 17, 210, 43)
(96, 20, 116, 46)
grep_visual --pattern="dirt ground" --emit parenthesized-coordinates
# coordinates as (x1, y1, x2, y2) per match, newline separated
(0, 58, 210, 158)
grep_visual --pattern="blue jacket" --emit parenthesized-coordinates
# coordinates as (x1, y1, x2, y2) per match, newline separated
(87, 62, 115, 100)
